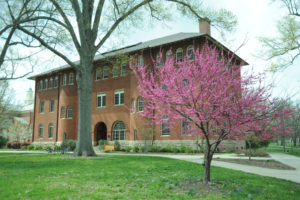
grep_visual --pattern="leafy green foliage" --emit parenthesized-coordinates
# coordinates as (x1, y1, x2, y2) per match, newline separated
(61, 140, 76, 151)
(98, 140, 108, 150)
(0, 136, 8, 148)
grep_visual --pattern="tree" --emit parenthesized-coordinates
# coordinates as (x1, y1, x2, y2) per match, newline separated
(17, 0, 237, 156)
(0, 0, 48, 80)
(260, 0, 300, 72)
(132, 43, 291, 184)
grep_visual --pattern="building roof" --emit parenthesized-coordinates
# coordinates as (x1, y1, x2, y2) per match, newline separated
(29, 32, 247, 79)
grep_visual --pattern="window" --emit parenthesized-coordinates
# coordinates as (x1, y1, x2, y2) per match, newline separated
(38, 124, 43, 138)
(62, 74, 67, 85)
(60, 107, 65, 119)
(49, 78, 53, 88)
(182, 118, 191, 135)
(161, 115, 170, 136)
(44, 79, 48, 89)
(48, 123, 54, 138)
(54, 76, 58, 88)
(156, 53, 162, 67)
(69, 73, 74, 85)
(113, 66, 119, 77)
(138, 97, 144, 112)
(166, 50, 173, 61)
(50, 99, 55, 112)
(112, 121, 126, 140)
(96, 68, 101, 80)
(134, 129, 138, 140)
(114, 89, 124, 105)
(131, 99, 136, 112)
(97, 92, 106, 108)
(103, 67, 109, 79)
(187, 45, 194, 61)
(40, 101, 44, 113)
(121, 64, 127, 76)
(182, 79, 189, 87)
(67, 107, 73, 119)
(176, 48, 183, 63)
(139, 55, 144, 67)
(39, 80, 43, 90)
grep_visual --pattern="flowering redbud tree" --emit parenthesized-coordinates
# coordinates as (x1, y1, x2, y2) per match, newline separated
(131, 44, 292, 184)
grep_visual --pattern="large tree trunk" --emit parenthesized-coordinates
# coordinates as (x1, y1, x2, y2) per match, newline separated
(73, 57, 96, 157)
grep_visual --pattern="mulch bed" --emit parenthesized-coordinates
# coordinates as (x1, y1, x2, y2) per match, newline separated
(214, 158, 295, 170)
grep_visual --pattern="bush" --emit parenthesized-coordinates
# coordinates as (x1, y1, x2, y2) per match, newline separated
(34, 145, 43, 150)
(140, 146, 146, 152)
(114, 141, 121, 151)
(171, 146, 180, 153)
(132, 146, 139, 153)
(21, 145, 27, 150)
(53, 145, 61, 152)
(180, 146, 193, 153)
(125, 146, 132, 152)
(0, 136, 8, 148)
(244, 148, 269, 157)
(162, 145, 172, 152)
(43, 145, 53, 152)
(98, 140, 108, 150)
(148, 145, 161, 152)
(61, 140, 76, 151)
(21, 141, 31, 148)
(27, 145, 34, 150)
(246, 140, 270, 149)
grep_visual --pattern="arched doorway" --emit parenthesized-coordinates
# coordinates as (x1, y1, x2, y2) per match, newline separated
(95, 122, 107, 144)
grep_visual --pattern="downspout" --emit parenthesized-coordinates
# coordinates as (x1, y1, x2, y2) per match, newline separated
(55, 74, 61, 143)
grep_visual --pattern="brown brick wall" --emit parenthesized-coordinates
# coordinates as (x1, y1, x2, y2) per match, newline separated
(32, 37, 208, 143)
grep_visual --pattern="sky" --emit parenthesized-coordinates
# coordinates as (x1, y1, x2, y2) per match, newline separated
(9, 0, 300, 105)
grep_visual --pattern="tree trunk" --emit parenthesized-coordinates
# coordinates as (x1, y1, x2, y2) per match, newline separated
(73, 57, 96, 157)
(203, 148, 213, 184)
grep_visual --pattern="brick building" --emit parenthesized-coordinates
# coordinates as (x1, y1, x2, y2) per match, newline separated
(30, 22, 246, 149)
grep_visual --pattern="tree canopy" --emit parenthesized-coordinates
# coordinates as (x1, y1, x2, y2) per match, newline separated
(260, 0, 300, 72)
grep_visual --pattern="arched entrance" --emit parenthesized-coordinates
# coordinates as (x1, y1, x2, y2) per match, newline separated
(95, 122, 107, 144)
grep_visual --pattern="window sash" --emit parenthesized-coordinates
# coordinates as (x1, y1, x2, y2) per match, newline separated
(49, 78, 53, 88)
(113, 67, 119, 77)
(49, 125, 53, 138)
(50, 100, 55, 112)
(114, 90, 124, 105)
(103, 68, 109, 79)
(38, 126, 43, 138)
(161, 116, 170, 136)
(121, 65, 127, 76)
(63, 75, 67, 85)
(67, 108, 72, 119)
(138, 98, 144, 112)
(69, 74, 74, 85)
(96, 69, 101, 80)
(54, 76, 58, 88)
(40, 101, 44, 113)
(97, 93, 106, 107)
(61, 107, 65, 118)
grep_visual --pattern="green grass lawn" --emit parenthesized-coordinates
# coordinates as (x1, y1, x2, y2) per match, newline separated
(0, 153, 299, 200)
(267, 144, 300, 158)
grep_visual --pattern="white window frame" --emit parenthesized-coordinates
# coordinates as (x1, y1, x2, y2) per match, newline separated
(44, 79, 48, 90)
(112, 66, 119, 78)
(97, 92, 106, 108)
(176, 48, 183, 63)
(69, 73, 74, 85)
(39, 80, 43, 91)
(60, 107, 65, 119)
(50, 99, 55, 112)
(121, 64, 127, 76)
(131, 99, 136, 113)
(114, 89, 124, 106)
(112, 121, 126, 140)
(181, 118, 191, 135)
(187, 45, 194, 61)
(38, 124, 43, 138)
(54, 76, 58, 88)
(161, 115, 170, 136)
(49, 78, 53, 88)
(138, 97, 144, 112)
(67, 107, 73, 119)
(40, 101, 45, 113)
(62, 74, 67, 85)
(103, 67, 109, 79)
(139, 55, 144, 68)
(96, 68, 101, 80)
(48, 123, 54, 138)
